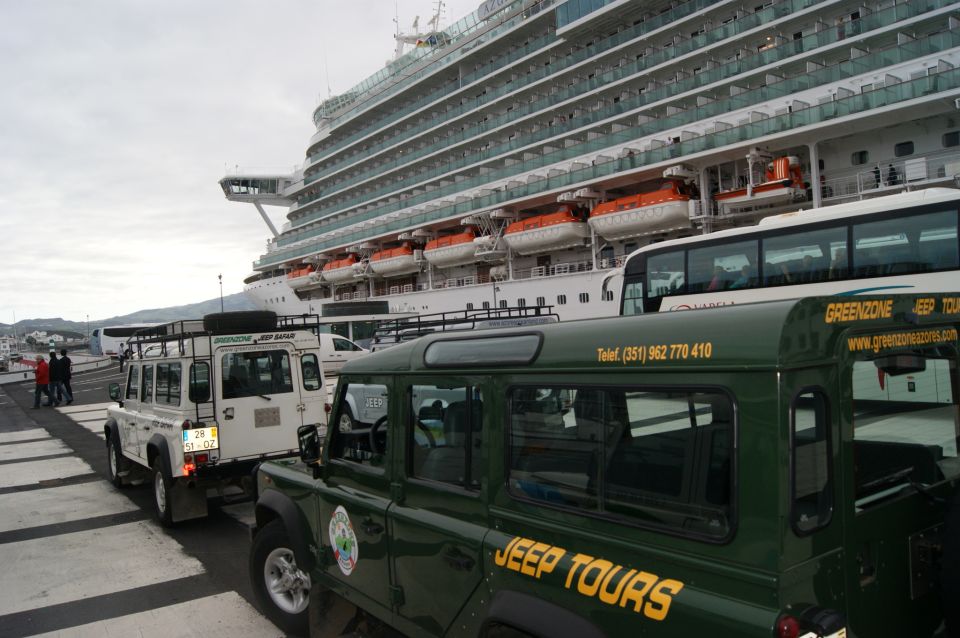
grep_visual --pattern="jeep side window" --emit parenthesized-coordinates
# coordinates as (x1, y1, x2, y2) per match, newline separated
(330, 381, 388, 470)
(125, 365, 140, 401)
(791, 390, 832, 534)
(156, 363, 182, 407)
(301, 354, 321, 391)
(221, 350, 293, 399)
(852, 345, 960, 508)
(409, 385, 483, 489)
(141, 365, 154, 404)
(508, 386, 734, 540)
(189, 362, 210, 403)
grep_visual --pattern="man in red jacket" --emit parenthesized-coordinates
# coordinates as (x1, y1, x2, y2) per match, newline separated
(33, 354, 54, 408)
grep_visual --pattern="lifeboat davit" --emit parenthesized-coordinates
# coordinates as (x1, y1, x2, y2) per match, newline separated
(589, 181, 692, 240)
(503, 208, 590, 255)
(424, 230, 478, 267)
(321, 255, 361, 284)
(714, 156, 805, 210)
(369, 244, 420, 277)
(286, 266, 317, 290)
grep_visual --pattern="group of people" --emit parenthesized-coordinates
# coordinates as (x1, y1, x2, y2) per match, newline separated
(32, 350, 74, 408)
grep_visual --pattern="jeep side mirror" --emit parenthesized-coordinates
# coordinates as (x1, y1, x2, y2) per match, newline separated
(108, 383, 122, 403)
(298, 424, 323, 471)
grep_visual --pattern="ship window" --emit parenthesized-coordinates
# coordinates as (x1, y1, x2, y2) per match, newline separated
(943, 132, 960, 148)
(499, 300, 508, 308)
(851, 150, 869, 166)
(466, 303, 475, 310)
(604, 290, 615, 301)
(518, 298, 527, 307)
(557, 295, 567, 305)
(483, 302, 490, 309)
(579, 293, 590, 303)
(894, 141, 914, 157)
(536, 296, 546, 306)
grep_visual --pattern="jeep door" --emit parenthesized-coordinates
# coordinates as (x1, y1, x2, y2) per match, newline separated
(118, 365, 141, 457)
(388, 378, 487, 635)
(841, 338, 959, 636)
(216, 345, 302, 460)
(318, 376, 394, 618)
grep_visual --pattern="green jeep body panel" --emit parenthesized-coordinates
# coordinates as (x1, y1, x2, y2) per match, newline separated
(254, 294, 960, 637)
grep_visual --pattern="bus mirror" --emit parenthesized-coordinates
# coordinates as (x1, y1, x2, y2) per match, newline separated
(874, 354, 927, 377)
(108, 383, 121, 402)
(298, 424, 323, 469)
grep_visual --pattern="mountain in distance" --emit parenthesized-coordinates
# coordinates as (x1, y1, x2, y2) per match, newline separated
(1, 293, 257, 336)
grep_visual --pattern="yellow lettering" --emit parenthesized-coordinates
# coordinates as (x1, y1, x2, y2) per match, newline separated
(644, 579, 685, 621)
(825, 300, 893, 323)
(577, 559, 614, 597)
(565, 553, 594, 589)
(942, 297, 960, 315)
(914, 298, 935, 316)
(507, 537, 533, 572)
(598, 567, 635, 605)
(494, 537, 520, 567)
(535, 546, 565, 580)
(618, 571, 658, 612)
(521, 542, 549, 577)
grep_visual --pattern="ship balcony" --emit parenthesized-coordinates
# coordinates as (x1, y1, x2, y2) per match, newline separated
(220, 176, 295, 205)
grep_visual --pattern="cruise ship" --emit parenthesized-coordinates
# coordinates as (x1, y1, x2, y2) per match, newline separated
(221, 0, 960, 342)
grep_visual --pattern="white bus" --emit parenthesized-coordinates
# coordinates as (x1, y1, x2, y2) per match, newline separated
(90, 324, 159, 357)
(618, 188, 960, 315)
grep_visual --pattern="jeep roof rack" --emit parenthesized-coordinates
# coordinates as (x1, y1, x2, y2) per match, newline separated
(371, 305, 559, 349)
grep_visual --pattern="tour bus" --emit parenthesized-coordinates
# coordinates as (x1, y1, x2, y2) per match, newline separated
(91, 324, 159, 357)
(253, 292, 960, 637)
(615, 188, 960, 315)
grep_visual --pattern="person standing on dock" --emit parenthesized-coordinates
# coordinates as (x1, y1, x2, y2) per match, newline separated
(32, 355, 53, 408)
(60, 349, 74, 404)
(48, 351, 72, 406)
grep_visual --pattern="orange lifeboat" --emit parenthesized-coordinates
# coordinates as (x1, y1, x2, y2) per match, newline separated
(589, 180, 692, 240)
(714, 156, 805, 210)
(423, 230, 479, 268)
(320, 254, 360, 284)
(370, 243, 420, 276)
(503, 207, 590, 255)
(285, 266, 317, 289)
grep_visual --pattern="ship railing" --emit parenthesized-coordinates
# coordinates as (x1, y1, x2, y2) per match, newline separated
(821, 147, 960, 203)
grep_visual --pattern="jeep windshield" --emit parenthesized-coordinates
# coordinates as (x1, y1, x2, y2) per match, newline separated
(221, 349, 294, 399)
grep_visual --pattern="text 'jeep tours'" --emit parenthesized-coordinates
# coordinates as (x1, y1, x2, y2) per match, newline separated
(105, 311, 328, 525)
(250, 294, 960, 638)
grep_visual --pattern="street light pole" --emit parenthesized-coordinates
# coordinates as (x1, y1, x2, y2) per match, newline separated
(218, 274, 224, 312)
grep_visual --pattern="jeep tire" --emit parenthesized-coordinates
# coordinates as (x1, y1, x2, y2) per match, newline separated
(251, 519, 311, 636)
(338, 405, 355, 432)
(202, 310, 277, 334)
(152, 459, 174, 527)
(106, 434, 129, 488)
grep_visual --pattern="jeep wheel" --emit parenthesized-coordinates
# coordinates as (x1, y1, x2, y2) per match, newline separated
(152, 459, 174, 527)
(106, 434, 129, 488)
(251, 519, 310, 636)
(338, 406, 355, 432)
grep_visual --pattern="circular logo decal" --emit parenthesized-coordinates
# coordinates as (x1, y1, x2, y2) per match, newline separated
(328, 505, 358, 576)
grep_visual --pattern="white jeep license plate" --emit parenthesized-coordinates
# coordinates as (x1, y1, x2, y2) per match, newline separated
(183, 427, 219, 452)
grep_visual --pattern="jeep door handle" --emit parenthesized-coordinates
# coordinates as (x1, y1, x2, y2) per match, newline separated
(361, 518, 383, 535)
(443, 548, 475, 571)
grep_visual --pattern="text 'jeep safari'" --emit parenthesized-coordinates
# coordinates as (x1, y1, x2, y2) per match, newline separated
(105, 311, 328, 526)
(251, 294, 960, 638)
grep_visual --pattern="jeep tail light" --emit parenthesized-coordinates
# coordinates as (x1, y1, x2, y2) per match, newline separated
(183, 462, 196, 476)
(184, 453, 194, 464)
(181, 420, 192, 431)
(775, 615, 799, 638)
(324, 403, 332, 414)
(196, 453, 209, 464)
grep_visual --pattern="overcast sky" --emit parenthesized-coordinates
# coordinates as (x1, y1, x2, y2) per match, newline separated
(0, 0, 480, 323)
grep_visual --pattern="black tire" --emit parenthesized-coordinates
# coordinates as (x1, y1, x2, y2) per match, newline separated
(942, 483, 960, 637)
(203, 310, 277, 333)
(338, 405, 355, 432)
(152, 459, 174, 527)
(250, 519, 310, 636)
(106, 433, 129, 488)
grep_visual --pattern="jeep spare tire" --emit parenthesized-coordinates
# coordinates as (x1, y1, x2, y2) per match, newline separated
(203, 311, 277, 334)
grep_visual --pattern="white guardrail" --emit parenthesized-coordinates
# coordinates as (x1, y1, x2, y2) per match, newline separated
(0, 354, 114, 386)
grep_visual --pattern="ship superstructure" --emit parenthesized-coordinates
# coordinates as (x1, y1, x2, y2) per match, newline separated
(222, 0, 960, 340)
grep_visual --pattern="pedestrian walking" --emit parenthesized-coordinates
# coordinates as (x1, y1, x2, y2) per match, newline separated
(48, 351, 73, 406)
(118, 342, 126, 370)
(32, 355, 54, 408)
(60, 348, 74, 404)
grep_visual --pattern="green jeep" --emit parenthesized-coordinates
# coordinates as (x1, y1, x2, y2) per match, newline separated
(249, 294, 960, 637)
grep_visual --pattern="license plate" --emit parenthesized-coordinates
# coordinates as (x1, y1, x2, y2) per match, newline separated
(183, 426, 219, 452)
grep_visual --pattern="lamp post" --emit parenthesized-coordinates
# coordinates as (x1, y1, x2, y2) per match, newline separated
(218, 274, 224, 312)
(85, 314, 89, 345)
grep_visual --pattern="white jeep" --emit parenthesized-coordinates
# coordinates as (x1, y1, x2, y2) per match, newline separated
(105, 311, 328, 525)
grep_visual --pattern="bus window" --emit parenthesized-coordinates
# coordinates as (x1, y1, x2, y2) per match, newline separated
(646, 250, 685, 301)
(762, 226, 845, 286)
(688, 240, 757, 293)
(853, 210, 958, 277)
(852, 345, 960, 509)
